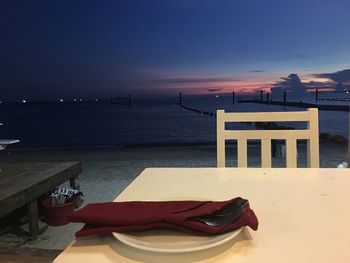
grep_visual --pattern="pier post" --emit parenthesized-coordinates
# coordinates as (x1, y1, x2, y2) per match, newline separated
(232, 91, 235, 104)
(283, 91, 287, 103)
(260, 90, 263, 101)
(315, 89, 318, 102)
(266, 93, 269, 104)
(179, 92, 182, 105)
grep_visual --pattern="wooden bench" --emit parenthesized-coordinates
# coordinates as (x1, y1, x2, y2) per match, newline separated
(0, 162, 82, 238)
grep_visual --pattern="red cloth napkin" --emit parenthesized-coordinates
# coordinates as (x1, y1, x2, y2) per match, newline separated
(69, 197, 258, 237)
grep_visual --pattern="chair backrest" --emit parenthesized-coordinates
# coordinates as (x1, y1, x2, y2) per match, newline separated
(217, 108, 319, 168)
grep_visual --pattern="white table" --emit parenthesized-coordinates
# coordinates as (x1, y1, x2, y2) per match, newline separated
(54, 168, 350, 262)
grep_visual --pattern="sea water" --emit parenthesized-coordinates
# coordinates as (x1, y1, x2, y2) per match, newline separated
(0, 93, 349, 148)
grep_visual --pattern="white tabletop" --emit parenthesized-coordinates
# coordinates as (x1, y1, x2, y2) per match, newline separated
(54, 168, 350, 263)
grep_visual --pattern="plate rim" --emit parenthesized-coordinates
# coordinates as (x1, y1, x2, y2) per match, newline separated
(112, 227, 243, 253)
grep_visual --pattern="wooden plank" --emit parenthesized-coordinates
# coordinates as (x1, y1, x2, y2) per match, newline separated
(222, 111, 310, 122)
(0, 162, 81, 200)
(237, 139, 248, 167)
(26, 163, 82, 201)
(286, 139, 297, 168)
(261, 139, 272, 168)
(217, 110, 226, 167)
(224, 130, 310, 140)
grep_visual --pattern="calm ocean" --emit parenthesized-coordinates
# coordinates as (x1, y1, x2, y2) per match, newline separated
(0, 93, 349, 149)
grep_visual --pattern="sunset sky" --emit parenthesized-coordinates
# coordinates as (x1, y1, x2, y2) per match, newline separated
(1, 0, 350, 100)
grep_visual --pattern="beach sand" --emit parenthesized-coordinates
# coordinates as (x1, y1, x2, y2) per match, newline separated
(0, 142, 348, 251)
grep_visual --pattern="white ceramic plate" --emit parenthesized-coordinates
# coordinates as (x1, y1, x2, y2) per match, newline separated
(112, 228, 242, 253)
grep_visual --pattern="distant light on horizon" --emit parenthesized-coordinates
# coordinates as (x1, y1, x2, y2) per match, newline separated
(79, 99, 82, 102)
(74, 99, 77, 102)
(60, 99, 64, 102)
(22, 100, 26, 103)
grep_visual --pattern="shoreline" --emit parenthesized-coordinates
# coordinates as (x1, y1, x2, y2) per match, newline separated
(4, 141, 218, 152)
(0, 141, 347, 164)
(3, 138, 347, 153)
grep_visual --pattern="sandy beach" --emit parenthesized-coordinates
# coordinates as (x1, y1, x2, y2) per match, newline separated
(0, 142, 348, 252)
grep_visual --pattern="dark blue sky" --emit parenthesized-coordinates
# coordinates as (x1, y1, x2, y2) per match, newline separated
(1, 0, 350, 100)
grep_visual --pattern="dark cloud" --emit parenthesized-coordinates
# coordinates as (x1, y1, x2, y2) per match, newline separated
(238, 86, 270, 93)
(207, 88, 221, 92)
(250, 70, 266, 73)
(306, 81, 334, 89)
(313, 69, 350, 91)
(273, 74, 306, 93)
(236, 88, 252, 93)
(335, 82, 344, 90)
(314, 69, 350, 83)
(152, 77, 238, 84)
(272, 70, 350, 94)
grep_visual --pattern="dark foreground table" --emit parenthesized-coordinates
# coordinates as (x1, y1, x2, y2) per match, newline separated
(0, 162, 82, 238)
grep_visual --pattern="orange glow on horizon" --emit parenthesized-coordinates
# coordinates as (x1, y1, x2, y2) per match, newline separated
(306, 88, 335, 93)
(147, 73, 338, 96)
(301, 76, 333, 84)
(165, 79, 275, 95)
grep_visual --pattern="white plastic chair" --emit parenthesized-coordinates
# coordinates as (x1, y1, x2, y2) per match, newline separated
(217, 108, 319, 168)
